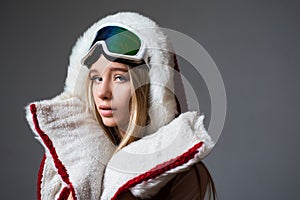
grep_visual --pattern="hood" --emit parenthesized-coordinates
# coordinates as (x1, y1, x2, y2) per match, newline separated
(64, 11, 186, 134)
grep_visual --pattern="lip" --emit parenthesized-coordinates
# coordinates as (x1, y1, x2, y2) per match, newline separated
(98, 105, 116, 117)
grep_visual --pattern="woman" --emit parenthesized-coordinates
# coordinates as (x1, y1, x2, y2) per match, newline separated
(26, 12, 216, 200)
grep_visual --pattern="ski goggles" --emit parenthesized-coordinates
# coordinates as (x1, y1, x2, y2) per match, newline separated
(81, 23, 147, 65)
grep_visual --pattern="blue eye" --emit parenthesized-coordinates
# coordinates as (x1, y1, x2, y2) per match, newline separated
(115, 75, 129, 82)
(90, 76, 102, 83)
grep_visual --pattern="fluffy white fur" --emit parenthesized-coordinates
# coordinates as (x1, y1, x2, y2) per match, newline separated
(41, 155, 68, 199)
(101, 112, 214, 199)
(26, 96, 115, 200)
(65, 11, 178, 134)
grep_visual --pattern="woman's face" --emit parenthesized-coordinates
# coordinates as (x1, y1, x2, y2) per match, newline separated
(89, 54, 132, 132)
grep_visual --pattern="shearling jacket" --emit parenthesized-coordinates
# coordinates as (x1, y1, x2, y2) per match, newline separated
(26, 11, 215, 200)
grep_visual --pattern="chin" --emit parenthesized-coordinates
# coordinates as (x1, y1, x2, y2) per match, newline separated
(102, 119, 118, 127)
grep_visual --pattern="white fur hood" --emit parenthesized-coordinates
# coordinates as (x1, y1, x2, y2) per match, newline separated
(65, 11, 180, 134)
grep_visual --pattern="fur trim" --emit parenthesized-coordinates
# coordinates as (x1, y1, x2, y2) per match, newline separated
(26, 96, 115, 200)
(37, 154, 46, 200)
(113, 142, 204, 200)
(65, 12, 178, 134)
(29, 103, 77, 200)
(57, 187, 71, 200)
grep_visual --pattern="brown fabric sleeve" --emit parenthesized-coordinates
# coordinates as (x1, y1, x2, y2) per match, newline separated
(118, 162, 208, 200)
(165, 163, 208, 200)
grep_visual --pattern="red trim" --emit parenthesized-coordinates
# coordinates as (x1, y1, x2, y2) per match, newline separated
(37, 154, 46, 200)
(111, 141, 204, 200)
(30, 104, 77, 200)
(57, 186, 71, 200)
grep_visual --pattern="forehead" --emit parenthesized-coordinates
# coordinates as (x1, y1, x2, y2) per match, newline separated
(90, 54, 129, 72)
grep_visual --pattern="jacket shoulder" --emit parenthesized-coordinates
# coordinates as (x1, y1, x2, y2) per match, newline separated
(151, 162, 209, 200)
(117, 162, 209, 200)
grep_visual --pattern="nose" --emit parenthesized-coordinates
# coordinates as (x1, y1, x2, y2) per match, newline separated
(96, 79, 112, 100)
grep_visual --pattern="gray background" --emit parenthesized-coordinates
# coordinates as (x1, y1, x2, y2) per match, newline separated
(1, 0, 299, 199)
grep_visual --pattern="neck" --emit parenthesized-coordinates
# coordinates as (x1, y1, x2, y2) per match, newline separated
(117, 127, 126, 137)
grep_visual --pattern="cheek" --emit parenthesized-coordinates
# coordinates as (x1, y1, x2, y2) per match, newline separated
(92, 85, 98, 101)
(113, 85, 132, 107)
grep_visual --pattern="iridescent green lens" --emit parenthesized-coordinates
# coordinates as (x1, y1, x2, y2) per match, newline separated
(91, 26, 141, 56)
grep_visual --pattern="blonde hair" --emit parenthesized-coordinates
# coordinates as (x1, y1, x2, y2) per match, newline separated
(86, 61, 150, 152)
(86, 57, 216, 200)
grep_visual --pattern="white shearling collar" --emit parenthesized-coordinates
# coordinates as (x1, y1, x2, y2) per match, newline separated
(101, 111, 214, 199)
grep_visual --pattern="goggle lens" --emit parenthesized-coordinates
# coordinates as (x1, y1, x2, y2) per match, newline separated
(91, 26, 142, 56)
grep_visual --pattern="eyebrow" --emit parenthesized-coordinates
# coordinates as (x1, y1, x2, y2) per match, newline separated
(89, 66, 128, 76)
(109, 67, 128, 72)
(89, 69, 99, 77)
(89, 69, 98, 74)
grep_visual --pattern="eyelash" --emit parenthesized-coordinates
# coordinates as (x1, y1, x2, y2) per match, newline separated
(115, 75, 129, 82)
(90, 76, 102, 83)
(90, 75, 129, 83)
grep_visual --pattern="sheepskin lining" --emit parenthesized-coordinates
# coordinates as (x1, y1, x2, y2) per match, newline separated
(112, 142, 203, 199)
(30, 104, 77, 200)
